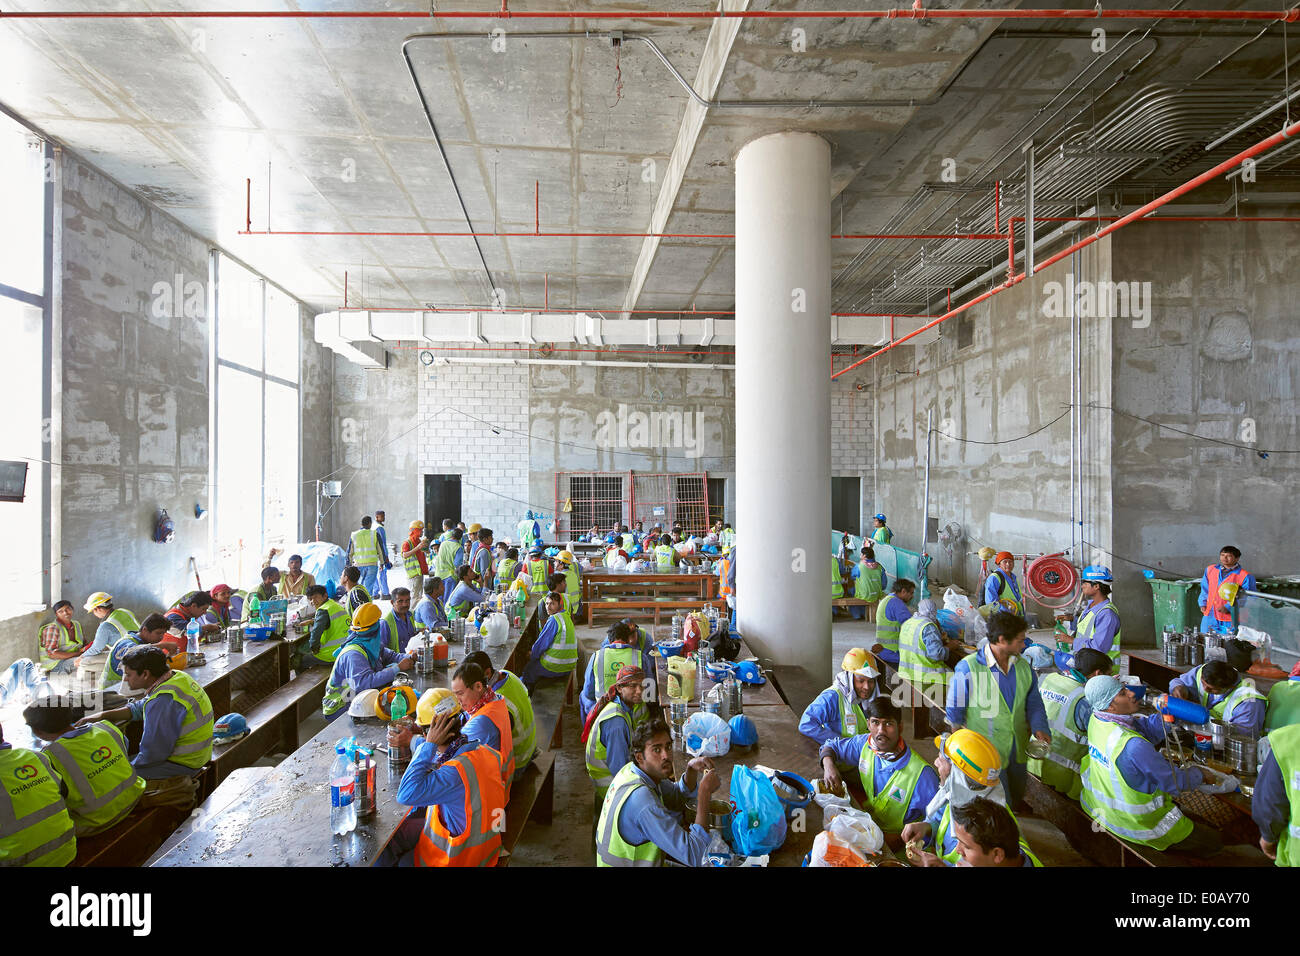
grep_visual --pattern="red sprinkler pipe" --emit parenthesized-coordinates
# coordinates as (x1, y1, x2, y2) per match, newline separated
(831, 115, 1300, 379)
(994, 180, 1000, 234)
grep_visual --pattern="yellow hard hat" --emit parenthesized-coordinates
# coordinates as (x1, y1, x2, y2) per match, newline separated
(168, 652, 188, 670)
(468, 522, 482, 534)
(416, 687, 460, 725)
(375, 684, 419, 721)
(936, 728, 1002, 787)
(1218, 581, 1240, 605)
(557, 550, 575, 565)
(84, 591, 113, 612)
(841, 648, 880, 678)
(352, 602, 382, 630)
(978, 546, 997, 562)
(409, 519, 425, 531)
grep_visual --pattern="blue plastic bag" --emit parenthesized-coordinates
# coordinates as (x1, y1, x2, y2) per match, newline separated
(728, 765, 787, 856)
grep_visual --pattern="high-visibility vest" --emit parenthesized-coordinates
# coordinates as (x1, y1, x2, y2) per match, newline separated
(105, 608, 140, 640)
(527, 559, 549, 596)
(0, 746, 76, 867)
(434, 540, 460, 579)
(855, 562, 884, 602)
(517, 519, 539, 549)
(144, 671, 214, 770)
(899, 617, 951, 691)
(380, 609, 417, 654)
(933, 800, 1029, 866)
(495, 559, 519, 589)
(1081, 716, 1193, 850)
(494, 670, 537, 772)
(831, 558, 843, 600)
(37, 620, 85, 671)
(402, 540, 426, 578)
(655, 545, 675, 571)
(875, 597, 904, 656)
(872, 526, 892, 545)
(413, 746, 506, 867)
(621, 533, 634, 551)
(719, 557, 732, 596)
(315, 599, 350, 662)
(562, 566, 581, 608)
(322, 645, 369, 716)
(1205, 565, 1248, 623)
(838, 689, 870, 739)
(1265, 724, 1300, 867)
(1193, 666, 1267, 727)
(101, 633, 142, 689)
(721, 528, 735, 552)
(1266, 680, 1300, 733)
(596, 763, 664, 867)
(475, 699, 515, 796)
(963, 648, 1033, 765)
(539, 610, 578, 674)
(1028, 671, 1088, 799)
(586, 701, 648, 794)
(343, 585, 372, 623)
(592, 644, 644, 700)
(350, 528, 379, 566)
(44, 723, 144, 835)
(858, 746, 928, 834)
(1075, 600, 1122, 662)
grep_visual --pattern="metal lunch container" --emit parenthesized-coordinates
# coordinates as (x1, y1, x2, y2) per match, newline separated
(353, 748, 377, 818)
(1209, 718, 1228, 756)
(1226, 735, 1258, 775)
(225, 626, 244, 653)
(415, 638, 436, 675)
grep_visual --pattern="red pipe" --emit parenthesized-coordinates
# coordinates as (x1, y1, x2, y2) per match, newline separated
(244, 178, 251, 233)
(534, 180, 539, 235)
(5, 9, 1297, 22)
(831, 116, 1300, 379)
(394, 344, 736, 356)
(343, 271, 348, 309)
(1007, 217, 1016, 280)
(337, 304, 941, 319)
(994, 180, 1000, 234)
(238, 227, 1008, 240)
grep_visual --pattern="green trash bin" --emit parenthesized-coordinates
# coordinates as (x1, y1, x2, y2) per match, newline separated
(1148, 578, 1201, 634)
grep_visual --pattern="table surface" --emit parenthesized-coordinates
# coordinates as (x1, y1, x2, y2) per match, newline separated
(1125, 647, 1285, 694)
(652, 642, 787, 709)
(150, 624, 530, 867)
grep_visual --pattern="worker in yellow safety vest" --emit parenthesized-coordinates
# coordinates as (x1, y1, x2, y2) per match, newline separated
(0, 723, 76, 866)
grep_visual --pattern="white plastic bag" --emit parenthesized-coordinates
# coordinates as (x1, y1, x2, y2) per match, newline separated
(943, 588, 974, 616)
(828, 806, 885, 856)
(682, 711, 730, 757)
(813, 789, 851, 825)
(809, 829, 869, 867)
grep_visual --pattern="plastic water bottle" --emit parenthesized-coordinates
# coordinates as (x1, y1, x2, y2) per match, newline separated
(186, 618, 201, 654)
(704, 829, 733, 867)
(248, 593, 262, 626)
(330, 742, 357, 835)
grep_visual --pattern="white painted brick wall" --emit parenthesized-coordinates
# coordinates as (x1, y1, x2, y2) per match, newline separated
(417, 362, 531, 538)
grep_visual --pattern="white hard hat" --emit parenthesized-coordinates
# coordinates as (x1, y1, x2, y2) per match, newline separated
(348, 688, 381, 719)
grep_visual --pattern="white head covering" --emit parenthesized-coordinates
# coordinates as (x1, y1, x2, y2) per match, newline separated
(915, 598, 938, 621)
(924, 732, 1007, 819)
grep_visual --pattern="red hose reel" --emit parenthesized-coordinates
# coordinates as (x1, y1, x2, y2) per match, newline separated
(1025, 553, 1079, 609)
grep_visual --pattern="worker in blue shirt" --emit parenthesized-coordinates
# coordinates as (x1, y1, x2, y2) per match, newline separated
(1199, 545, 1255, 634)
(446, 565, 487, 618)
(373, 510, 393, 599)
(982, 551, 1024, 614)
(1169, 651, 1267, 738)
(379, 587, 421, 653)
(580, 621, 654, 721)
(594, 720, 718, 867)
(521, 591, 575, 692)
(875, 580, 914, 667)
(320, 603, 415, 720)
(414, 578, 448, 630)
(819, 697, 940, 841)
(946, 611, 1051, 808)
(849, 547, 888, 620)
(1068, 565, 1122, 660)
(800, 648, 886, 747)
(471, 528, 495, 585)
(1252, 723, 1300, 864)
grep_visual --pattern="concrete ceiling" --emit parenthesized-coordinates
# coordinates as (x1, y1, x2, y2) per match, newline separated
(2, 0, 1294, 319)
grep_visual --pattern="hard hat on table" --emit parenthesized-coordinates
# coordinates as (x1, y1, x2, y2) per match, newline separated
(376, 684, 419, 721)
(348, 688, 381, 719)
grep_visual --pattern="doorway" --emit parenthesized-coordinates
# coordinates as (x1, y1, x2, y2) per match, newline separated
(831, 477, 861, 537)
(424, 474, 462, 533)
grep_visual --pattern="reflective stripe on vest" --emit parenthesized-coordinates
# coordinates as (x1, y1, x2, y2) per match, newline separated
(1206, 565, 1248, 622)
(563, 566, 581, 605)
(988, 570, 1024, 615)
(899, 618, 951, 688)
(106, 608, 139, 640)
(655, 545, 675, 571)
(415, 746, 505, 867)
(1032, 672, 1088, 788)
(838, 690, 869, 739)
(1267, 724, 1300, 867)
(495, 670, 537, 770)
(875, 598, 903, 654)
(586, 703, 637, 792)
(527, 559, 548, 595)
(1193, 666, 1267, 724)
(596, 763, 663, 867)
(476, 699, 516, 792)
(831, 558, 842, 599)
(594, 645, 643, 699)
(44, 724, 144, 832)
(872, 527, 891, 544)
(316, 600, 350, 662)
(858, 747, 927, 834)
(719, 558, 732, 596)
(101, 634, 142, 689)
(540, 611, 578, 673)
(402, 541, 425, 577)
(496, 559, 518, 588)
(323, 645, 370, 716)
(1080, 717, 1192, 849)
(351, 528, 379, 566)
(381, 610, 416, 653)
(965, 649, 1032, 764)
(39, 620, 84, 658)
(0, 747, 77, 867)
(435, 541, 460, 579)
(855, 563, 884, 602)
(145, 671, 214, 768)
(1075, 600, 1122, 662)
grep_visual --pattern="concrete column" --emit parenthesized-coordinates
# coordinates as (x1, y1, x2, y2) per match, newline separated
(734, 131, 831, 682)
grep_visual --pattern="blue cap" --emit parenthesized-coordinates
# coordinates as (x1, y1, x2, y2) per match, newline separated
(525, 510, 534, 519)
(728, 714, 758, 747)
(734, 661, 766, 684)
(1082, 565, 1113, 583)
(874, 513, 887, 522)
(214, 713, 248, 740)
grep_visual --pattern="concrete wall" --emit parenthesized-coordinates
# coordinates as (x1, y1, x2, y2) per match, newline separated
(872, 242, 1114, 610)
(299, 302, 334, 540)
(1112, 221, 1300, 642)
(833, 367, 875, 537)
(0, 150, 326, 670)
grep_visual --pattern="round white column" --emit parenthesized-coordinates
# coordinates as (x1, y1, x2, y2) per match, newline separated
(734, 131, 832, 682)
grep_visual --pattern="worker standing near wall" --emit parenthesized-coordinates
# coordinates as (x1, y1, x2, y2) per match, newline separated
(471, 529, 495, 588)
(1068, 566, 1122, 661)
(521, 591, 577, 693)
(799, 649, 886, 747)
(1027, 648, 1113, 800)
(1080, 675, 1225, 856)
(517, 510, 541, 551)
(373, 510, 392, 600)
(1253, 722, 1300, 865)
(434, 529, 464, 604)
(871, 513, 892, 545)
(982, 551, 1024, 616)
(1199, 545, 1255, 634)
(37, 600, 87, 675)
(347, 516, 382, 598)
(946, 611, 1051, 808)
(402, 521, 431, 595)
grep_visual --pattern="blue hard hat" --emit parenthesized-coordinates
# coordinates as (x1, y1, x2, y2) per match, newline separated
(734, 661, 766, 685)
(1054, 650, 1075, 672)
(1082, 565, 1113, 583)
(874, 513, 887, 522)
(214, 713, 249, 741)
(728, 714, 758, 747)
(525, 510, 534, 519)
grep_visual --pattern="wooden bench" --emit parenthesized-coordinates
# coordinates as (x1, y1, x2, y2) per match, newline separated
(587, 598, 726, 627)
(70, 803, 193, 868)
(498, 751, 557, 867)
(208, 669, 328, 789)
(832, 598, 871, 608)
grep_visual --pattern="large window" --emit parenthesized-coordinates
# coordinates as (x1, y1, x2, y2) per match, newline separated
(0, 112, 50, 619)
(213, 254, 300, 568)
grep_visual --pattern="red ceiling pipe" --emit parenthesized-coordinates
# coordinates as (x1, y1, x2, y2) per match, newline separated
(994, 180, 1001, 234)
(1016, 215, 1300, 223)
(1006, 216, 1016, 281)
(831, 115, 1300, 379)
(238, 227, 1008, 240)
(5, 8, 1298, 22)
(335, 304, 941, 319)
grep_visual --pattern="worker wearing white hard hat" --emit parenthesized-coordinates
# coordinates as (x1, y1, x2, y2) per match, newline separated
(799, 648, 886, 748)
(1066, 565, 1122, 662)
(79, 593, 142, 662)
